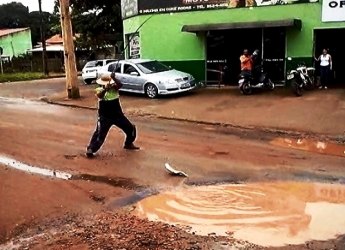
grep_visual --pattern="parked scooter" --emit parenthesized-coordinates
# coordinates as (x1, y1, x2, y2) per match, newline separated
(238, 50, 275, 95)
(286, 57, 316, 96)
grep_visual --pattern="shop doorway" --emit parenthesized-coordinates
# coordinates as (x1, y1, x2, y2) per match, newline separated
(314, 28, 345, 86)
(206, 27, 286, 85)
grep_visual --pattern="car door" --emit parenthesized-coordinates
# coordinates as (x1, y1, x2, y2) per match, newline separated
(107, 62, 130, 90)
(122, 63, 146, 92)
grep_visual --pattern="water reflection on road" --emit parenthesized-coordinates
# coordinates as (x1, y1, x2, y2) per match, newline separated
(135, 181, 345, 247)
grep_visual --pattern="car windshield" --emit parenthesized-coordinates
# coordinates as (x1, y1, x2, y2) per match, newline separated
(85, 61, 97, 68)
(136, 61, 171, 74)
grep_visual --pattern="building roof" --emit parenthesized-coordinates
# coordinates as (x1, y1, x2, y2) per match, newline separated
(45, 33, 80, 45)
(46, 34, 63, 44)
(0, 28, 30, 38)
(29, 44, 64, 52)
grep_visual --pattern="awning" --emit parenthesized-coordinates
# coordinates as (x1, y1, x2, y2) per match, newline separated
(181, 19, 302, 33)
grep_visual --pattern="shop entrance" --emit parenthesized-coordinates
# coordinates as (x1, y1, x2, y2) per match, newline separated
(314, 28, 345, 86)
(206, 28, 286, 85)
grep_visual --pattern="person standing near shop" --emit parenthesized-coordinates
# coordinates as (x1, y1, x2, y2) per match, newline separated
(86, 73, 139, 158)
(240, 49, 253, 75)
(315, 49, 332, 89)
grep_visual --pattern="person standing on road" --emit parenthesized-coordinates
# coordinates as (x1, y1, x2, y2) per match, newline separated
(86, 73, 139, 158)
(315, 49, 332, 89)
(240, 49, 253, 75)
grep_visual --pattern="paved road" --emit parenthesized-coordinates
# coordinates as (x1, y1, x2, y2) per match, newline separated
(0, 81, 345, 248)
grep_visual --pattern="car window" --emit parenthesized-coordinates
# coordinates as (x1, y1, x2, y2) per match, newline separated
(108, 63, 121, 73)
(106, 60, 116, 65)
(124, 64, 139, 75)
(85, 61, 97, 68)
(136, 61, 170, 74)
(95, 61, 103, 67)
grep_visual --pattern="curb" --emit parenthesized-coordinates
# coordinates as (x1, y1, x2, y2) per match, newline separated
(41, 98, 345, 143)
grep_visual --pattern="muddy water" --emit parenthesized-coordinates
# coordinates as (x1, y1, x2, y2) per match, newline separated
(271, 138, 345, 158)
(134, 182, 345, 247)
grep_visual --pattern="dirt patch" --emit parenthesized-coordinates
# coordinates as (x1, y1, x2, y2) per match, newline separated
(2, 211, 243, 250)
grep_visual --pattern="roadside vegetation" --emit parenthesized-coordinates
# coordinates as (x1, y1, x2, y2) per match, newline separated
(0, 72, 49, 83)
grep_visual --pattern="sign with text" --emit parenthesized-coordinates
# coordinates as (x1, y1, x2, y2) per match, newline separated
(128, 33, 141, 59)
(322, 0, 345, 22)
(136, 0, 318, 15)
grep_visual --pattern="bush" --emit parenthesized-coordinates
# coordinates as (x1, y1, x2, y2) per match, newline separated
(0, 72, 48, 83)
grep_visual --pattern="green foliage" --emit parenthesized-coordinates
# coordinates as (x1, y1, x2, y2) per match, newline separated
(53, 0, 123, 50)
(0, 72, 47, 83)
(0, 2, 29, 28)
(0, 2, 58, 46)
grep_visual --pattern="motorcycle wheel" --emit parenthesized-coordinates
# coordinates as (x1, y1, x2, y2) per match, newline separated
(266, 79, 275, 90)
(291, 79, 303, 97)
(240, 82, 252, 95)
(305, 77, 315, 90)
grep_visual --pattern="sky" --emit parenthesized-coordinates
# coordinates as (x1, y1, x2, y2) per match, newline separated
(0, 0, 55, 13)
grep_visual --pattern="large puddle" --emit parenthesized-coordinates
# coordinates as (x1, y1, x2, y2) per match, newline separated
(271, 138, 345, 158)
(134, 181, 345, 247)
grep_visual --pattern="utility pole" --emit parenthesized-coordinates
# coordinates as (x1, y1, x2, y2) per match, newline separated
(38, 0, 49, 76)
(59, 0, 80, 99)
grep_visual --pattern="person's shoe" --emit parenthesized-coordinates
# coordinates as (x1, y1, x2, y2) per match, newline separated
(85, 148, 94, 158)
(124, 143, 140, 150)
(319, 86, 323, 89)
(324, 86, 328, 89)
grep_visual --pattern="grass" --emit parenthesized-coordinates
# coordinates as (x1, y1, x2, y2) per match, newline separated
(0, 72, 50, 83)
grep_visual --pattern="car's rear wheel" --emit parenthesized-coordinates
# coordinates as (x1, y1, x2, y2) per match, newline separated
(84, 79, 94, 85)
(145, 83, 158, 99)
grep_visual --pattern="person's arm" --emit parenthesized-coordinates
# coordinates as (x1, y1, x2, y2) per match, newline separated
(110, 72, 123, 90)
(240, 56, 251, 63)
(314, 55, 320, 61)
(329, 55, 333, 70)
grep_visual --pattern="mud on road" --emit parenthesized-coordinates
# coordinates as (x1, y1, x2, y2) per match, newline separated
(0, 85, 345, 249)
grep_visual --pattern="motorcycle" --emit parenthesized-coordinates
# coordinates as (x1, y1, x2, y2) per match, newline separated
(238, 50, 275, 95)
(286, 57, 316, 96)
(238, 67, 275, 95)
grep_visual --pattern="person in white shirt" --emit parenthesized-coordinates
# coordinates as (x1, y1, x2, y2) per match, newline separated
(315, 49, 332, 89)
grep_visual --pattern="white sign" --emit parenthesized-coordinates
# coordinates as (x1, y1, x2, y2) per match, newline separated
(322, 0, 345, 22)
(129, 33, 140, 59)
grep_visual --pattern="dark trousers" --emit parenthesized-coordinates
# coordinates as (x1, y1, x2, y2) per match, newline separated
(87, 115, 136, 153)
(320, 65, 330, 87)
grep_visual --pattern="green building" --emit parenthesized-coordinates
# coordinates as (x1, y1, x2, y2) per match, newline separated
(0, 28, 32, 59)
(122, 0, 345, 85)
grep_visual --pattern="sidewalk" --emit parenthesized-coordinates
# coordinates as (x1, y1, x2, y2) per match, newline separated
(46, 84, 345, 137)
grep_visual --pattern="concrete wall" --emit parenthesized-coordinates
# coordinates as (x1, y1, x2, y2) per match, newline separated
(0, 29, 32, 59)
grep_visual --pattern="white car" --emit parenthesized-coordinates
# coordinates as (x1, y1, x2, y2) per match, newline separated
(97, 59, 197, 98)
(82, 59, 116, 84)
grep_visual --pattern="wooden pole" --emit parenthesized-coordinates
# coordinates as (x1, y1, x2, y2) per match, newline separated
(38, 0, 48, 76)
(59, 0, 80, 99)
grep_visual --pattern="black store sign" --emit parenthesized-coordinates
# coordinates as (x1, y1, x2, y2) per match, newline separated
(138, 0, 228, 14)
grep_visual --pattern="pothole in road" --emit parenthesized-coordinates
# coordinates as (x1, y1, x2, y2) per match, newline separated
(134, 181, 345, 247)
(271, 138, 345, 157)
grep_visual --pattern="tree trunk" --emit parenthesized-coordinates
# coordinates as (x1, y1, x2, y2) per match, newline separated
(59, 0, 80, 99)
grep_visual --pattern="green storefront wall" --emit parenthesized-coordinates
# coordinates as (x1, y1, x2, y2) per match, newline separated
(0, 29, 32, 59)
(123, 2, 345, 82)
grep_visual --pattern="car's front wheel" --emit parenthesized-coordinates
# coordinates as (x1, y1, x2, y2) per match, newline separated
(84, 79, 94, 85)
(145, 83, 158, 99)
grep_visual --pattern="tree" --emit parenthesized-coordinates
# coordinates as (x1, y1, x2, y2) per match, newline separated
(0, 2, 29, 28)
(0, 2, 58, 46)
(53, 0, 123, 52)
(28, 11, 57, 46)
(59, 0, 80, 99)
